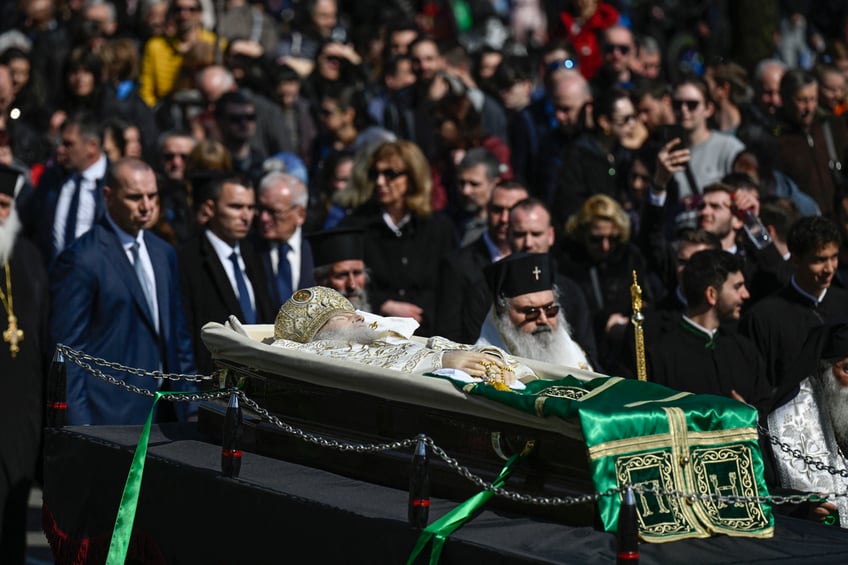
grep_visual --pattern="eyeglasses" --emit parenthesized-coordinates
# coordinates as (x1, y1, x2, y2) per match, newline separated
(257, 204, 300, 219)
(612, 114, 637, 126)
(175, 4, 201, 13)
(604, 44, 631, 55)
(588, 233, 622, 245)
(672, 99, 701, 112)
(227, 112, 257, 123)
(162, 152, 188, 161)
(516, 303, 560, 321)
(547, 58, 577, 72)
(368, 167, 407, 182)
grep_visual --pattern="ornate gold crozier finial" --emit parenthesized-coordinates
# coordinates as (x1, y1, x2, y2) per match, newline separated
(631, 270, 647, 382)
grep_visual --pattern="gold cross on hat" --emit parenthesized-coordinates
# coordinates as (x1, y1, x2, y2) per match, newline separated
(532, 266, 541, 281)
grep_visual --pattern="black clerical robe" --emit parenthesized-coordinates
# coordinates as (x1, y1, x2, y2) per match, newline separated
(739, 284, 848, 396)
(0, 237, 49, 561)
(648, 318, 772, 413)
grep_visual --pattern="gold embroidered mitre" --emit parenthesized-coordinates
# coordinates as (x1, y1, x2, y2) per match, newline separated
(274, 286, 355, 343)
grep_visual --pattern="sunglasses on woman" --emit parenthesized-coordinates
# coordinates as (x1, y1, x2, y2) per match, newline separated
(368, 167, 407, 182)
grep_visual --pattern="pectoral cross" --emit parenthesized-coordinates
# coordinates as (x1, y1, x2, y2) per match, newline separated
(532, 266, 541, 281)
(3, 314, 22, 358)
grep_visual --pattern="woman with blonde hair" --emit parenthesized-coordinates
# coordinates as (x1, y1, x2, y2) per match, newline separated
(560, 194, 655, 376)
(341, 140, 456, 336)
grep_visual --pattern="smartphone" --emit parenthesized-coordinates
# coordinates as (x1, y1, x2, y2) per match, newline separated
(661, 124, 688, 149)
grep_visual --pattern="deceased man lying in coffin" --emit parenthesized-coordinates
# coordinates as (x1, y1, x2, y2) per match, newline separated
(270, 285, 542, 389)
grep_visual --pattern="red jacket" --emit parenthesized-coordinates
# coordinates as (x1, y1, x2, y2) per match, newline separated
(559, 3, 619, 80)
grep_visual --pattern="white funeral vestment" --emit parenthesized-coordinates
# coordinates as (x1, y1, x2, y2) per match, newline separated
(768, 377, 848, 527)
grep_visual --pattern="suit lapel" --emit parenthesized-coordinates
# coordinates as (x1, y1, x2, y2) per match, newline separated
(256, 239, 280, 306)
(200, 235, 243, 318)
(299, 238, 315, 289)
(146, 233, 169, 338)
(242, 239, 274, 319)
(99, 223, 157, 332)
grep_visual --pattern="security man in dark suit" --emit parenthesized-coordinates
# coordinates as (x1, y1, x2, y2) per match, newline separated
(179, 174, 275, 373)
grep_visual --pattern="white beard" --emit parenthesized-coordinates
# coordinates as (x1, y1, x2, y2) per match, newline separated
(0, 207, 21, 266)
(494, 310, 590, 369)
(821, 366, 848, 455)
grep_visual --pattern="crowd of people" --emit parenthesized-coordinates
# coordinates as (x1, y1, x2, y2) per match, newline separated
(3, 0, 848, 559)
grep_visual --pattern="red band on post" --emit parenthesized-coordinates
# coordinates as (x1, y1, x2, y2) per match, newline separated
(411, 499, 430, 507)
(49, 402, 67, 409)
(616, 551, 639, 560)
(221, 450, 243, 459)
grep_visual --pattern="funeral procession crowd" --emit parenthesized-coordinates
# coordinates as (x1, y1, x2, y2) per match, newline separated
(3, 0, 848, 559)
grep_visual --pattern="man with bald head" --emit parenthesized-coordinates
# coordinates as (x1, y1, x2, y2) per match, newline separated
(50, 158, 197, 425)
(195, 65, 290, 157)
(255, 171, 315, 305)
(538, 70, 593, 203)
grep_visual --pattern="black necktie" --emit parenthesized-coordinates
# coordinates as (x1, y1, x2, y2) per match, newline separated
(277, 242, 293, 301)
(63, 173, 83, 251)
(230, 251, 256, 324)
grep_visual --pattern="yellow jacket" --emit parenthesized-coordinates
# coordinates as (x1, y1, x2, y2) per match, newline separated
(139, 29, 224, 107)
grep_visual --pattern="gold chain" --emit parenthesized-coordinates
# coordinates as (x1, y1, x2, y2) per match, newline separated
(0, 262, 22, 358)
(0, 262, 12, 314)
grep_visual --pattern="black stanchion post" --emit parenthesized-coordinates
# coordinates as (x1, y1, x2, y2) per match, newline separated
(408, 434, 430, 528)
(616, 485, 639, 564)
(221, 390, 242, 477)
(45, 348, 67, 428)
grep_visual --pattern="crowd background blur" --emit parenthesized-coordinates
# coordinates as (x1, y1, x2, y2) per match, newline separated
(5, 0, 848, 557)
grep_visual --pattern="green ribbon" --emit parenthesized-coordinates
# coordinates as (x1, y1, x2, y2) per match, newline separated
(105, 390, 206, 565)
(406, 451, 526, 565)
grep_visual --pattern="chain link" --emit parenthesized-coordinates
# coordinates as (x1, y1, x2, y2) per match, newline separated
(58, 345, 848, 508)
(759, 424, 848, 478)
(57, 344, 215, 384)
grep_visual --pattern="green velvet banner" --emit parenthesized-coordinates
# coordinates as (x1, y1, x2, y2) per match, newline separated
(433, 375, 774, 542)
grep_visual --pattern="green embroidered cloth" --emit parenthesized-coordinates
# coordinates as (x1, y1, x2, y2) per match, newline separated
(440, 375, 774, 542)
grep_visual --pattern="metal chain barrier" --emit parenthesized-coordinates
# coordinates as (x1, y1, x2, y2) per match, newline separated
(759, 424, 848, 478)
(58, 345, 848, 508)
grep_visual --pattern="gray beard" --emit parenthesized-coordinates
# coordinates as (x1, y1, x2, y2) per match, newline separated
(344, 287, 372, 314)
(494, 310, 585, 366)
(821, 366, 848, 455)
(314, 324, 381, 344)
(0, 208, 21, 266)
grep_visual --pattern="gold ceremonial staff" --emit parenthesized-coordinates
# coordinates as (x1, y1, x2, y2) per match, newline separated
(631, 270, 647, 382)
